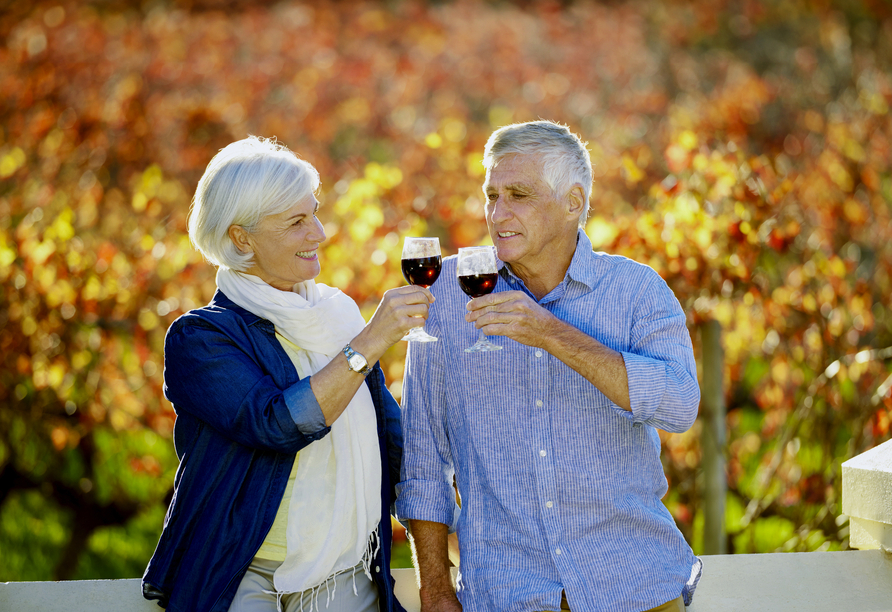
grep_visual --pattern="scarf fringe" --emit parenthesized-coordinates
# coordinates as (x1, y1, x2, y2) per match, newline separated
(360, 527, 381, 582)
(262, 526, 380, 612)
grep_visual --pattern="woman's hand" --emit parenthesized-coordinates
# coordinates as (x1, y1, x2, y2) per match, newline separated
(310, 285, 433, 427)
(352, 285, 435, 363)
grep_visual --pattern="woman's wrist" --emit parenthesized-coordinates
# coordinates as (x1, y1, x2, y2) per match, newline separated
(347, 328, 388, 366)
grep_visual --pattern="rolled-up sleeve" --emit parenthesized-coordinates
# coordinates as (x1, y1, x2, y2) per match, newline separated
(164, 318, 330, 453)
(395, 316, 458, 528)
(621, 273, 700, 433)
(282, 379, 327, 436)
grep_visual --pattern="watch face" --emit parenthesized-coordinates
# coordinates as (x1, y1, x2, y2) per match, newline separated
(348, 353, 367, 371)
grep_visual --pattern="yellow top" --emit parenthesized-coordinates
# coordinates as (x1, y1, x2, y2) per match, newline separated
(254, 333, 308, 562)
(255, 452, 299, 562)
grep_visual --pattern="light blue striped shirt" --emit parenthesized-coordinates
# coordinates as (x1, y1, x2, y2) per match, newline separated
(396, 231, 702, 612)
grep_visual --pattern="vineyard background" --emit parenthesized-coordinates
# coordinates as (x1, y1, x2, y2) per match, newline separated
(1, 0, 891, 581)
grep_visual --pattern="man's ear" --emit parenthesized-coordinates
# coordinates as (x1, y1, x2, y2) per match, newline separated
(567, 184, 587, 220)
(228, 225, 253, 255)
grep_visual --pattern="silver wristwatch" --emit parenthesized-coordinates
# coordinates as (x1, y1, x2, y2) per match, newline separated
(343, 344, 372, 376)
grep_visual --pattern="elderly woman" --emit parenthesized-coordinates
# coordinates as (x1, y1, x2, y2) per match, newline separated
(142, 137, 430, 612)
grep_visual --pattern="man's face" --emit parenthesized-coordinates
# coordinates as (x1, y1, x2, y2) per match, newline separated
(483, 153, 577, 280)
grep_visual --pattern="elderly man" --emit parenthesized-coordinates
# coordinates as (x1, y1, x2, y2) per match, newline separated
(396, 121, 702, 612)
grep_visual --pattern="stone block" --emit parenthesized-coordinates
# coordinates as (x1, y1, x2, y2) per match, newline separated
(842, 438, 892, 550)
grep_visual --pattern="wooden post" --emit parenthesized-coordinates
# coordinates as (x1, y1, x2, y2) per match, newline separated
(701, 319, 727, 554)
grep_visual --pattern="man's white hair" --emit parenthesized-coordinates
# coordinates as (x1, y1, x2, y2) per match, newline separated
(188, 136, 320, 270)
(482, 120, 593, 227)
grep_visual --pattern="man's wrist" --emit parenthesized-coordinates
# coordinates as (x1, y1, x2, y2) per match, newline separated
(419, 585, 459, 607)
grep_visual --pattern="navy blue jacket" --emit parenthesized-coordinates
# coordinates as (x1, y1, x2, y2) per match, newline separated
(142, 290, 407, 612)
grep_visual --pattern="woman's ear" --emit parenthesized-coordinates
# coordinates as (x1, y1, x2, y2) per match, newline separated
(228, 225, 253, 255)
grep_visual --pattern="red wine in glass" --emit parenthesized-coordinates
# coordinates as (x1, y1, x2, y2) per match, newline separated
(401, 237, 441, 342)
(458, 273, 498, 298)
(402, 256, 442, 288)
(456, 246, 502, 353)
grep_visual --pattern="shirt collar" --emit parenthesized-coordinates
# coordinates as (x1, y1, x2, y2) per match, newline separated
(497, 229, 601, 296)
(565, 229, 600, 292)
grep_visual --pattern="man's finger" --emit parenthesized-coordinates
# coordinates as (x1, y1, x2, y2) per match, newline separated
(467, 290, 521, 311)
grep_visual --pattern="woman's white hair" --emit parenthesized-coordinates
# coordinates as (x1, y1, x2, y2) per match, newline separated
(188, 136, 320, 271)
(482, 121, 593, 227)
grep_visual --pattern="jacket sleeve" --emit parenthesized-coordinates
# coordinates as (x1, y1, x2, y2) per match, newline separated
(620, 271, 701, 433)
(163, 316, 330, 454)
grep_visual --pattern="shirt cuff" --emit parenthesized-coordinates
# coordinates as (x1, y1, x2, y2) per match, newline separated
(621, 351, 667, 424)
(282, 377, 327, 436)
(395, 478, 457, 528)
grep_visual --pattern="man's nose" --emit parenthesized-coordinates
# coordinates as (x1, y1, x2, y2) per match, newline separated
(489, 196, 511, 222)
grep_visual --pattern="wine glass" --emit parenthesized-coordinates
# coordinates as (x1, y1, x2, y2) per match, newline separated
(457, 246, 502, 353)
(401, 237, 442, 342)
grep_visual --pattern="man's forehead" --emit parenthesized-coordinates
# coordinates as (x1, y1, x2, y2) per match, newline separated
(490, 152, 539, 170)
(484, 154, 543, 189)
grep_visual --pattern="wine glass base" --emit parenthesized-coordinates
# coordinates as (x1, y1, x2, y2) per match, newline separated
(464, 341, 502, 353)
(402, 327, 438, 342)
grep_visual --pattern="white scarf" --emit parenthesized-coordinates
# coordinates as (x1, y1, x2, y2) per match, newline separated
(216, 268, 382, 595)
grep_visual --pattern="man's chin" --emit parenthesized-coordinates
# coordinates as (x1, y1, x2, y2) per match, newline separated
(494, 245, 521, 263)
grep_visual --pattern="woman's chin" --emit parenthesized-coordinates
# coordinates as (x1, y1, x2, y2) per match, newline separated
(299, 262, 322, 283)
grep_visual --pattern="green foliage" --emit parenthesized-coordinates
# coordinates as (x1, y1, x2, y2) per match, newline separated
(0, 491, 68, 581)
(1, 0, 891, 581)
(74, 506, 168, 580)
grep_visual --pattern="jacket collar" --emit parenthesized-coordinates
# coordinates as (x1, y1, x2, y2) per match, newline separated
(209, 289, 270, 328)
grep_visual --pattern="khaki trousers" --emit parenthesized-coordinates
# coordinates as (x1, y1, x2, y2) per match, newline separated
(229, 557, 378, 612)
(556, 593, 685, 611)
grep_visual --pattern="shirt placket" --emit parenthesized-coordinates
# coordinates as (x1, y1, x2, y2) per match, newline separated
(530, 342, 565, 567)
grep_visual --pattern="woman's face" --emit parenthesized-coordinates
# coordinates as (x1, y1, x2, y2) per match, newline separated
(237, 193, 326, 291)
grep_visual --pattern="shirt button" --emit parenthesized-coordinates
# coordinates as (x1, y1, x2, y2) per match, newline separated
(535, 350, 542, 358)
(539, 450, 546, 457)
(535, 399, 543, 407)
(556, 548, 562, 555)
(375, 566, 380, 573)
(546, 501, 553, 508)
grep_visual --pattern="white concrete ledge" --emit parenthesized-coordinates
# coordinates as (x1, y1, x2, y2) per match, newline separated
(3, 550, 892, 612)
(843, 438, 892, 550)
(686, 549, 892, 612)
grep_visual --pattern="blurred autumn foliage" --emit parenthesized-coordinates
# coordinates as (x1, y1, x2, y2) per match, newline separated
(2, 0, 891, 581)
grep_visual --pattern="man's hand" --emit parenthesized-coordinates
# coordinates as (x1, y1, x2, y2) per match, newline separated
(467, 290, 633, 411)
(465, 290, 558, 347)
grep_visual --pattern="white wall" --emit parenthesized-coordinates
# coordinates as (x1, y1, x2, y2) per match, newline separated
(3, 550, 892, 612)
